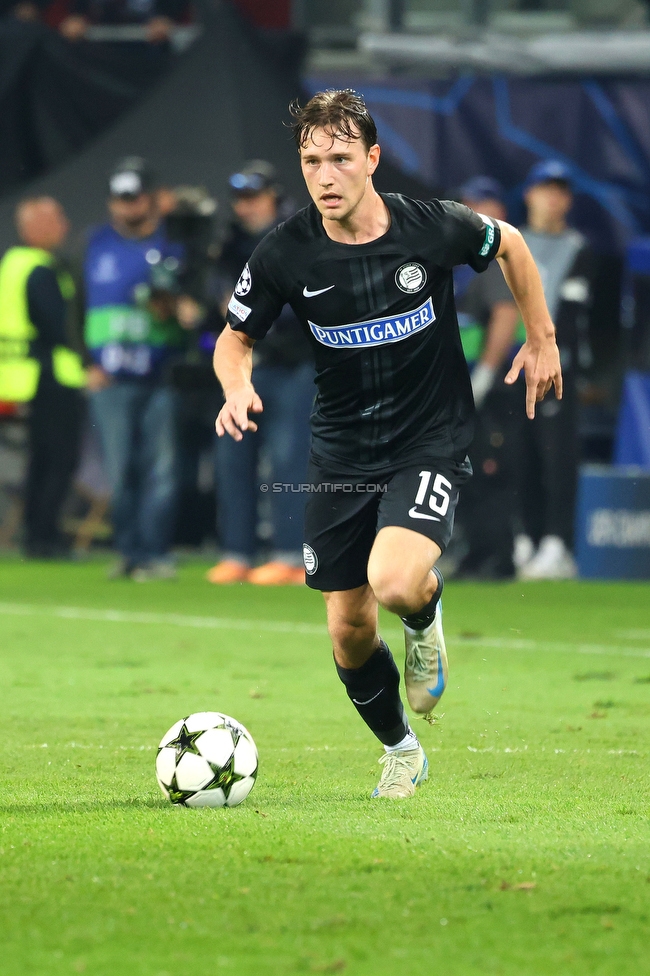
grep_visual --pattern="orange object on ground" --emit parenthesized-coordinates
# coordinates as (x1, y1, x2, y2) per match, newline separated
(247, 561, 304, 586)
(206, 560, 250, 584)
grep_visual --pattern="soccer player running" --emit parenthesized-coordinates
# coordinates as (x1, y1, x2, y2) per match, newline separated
(213, 91, 562, 799)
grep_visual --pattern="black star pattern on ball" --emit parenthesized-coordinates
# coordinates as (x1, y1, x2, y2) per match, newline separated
(160, 719, 256, 805)
(167, 723, 204, 761)
(206, 754, 245, 796)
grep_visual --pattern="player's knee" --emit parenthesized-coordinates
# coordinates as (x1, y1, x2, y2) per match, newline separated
(327, 613, 375, 656)
(367, 567, 414, 615)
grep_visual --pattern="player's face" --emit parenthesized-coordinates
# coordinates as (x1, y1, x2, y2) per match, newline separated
(300, 127, 380, 223)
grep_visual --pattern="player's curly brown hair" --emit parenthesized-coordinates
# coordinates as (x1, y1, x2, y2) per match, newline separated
(289, 90, 378, 154)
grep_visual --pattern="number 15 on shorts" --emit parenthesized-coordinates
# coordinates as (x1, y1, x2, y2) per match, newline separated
(408, 470, 452, 521)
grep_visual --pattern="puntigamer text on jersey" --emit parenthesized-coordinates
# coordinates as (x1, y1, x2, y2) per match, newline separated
(308, 297, 436, 348)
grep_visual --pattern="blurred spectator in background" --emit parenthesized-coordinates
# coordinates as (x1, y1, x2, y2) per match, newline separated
(84, 156, 188, 580)
(160, 184, 223, 548)
(517, 161, 594, 579)
(0, 197, 86, 557)
(60, 0, 186, 42)
(453, 177, 522, 578)
(0, 0, 47, 22)
(207, 160, 314, 586)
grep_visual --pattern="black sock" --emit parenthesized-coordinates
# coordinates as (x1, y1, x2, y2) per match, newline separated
(335, 641, 409, 747)
(400, 566, 444, 630)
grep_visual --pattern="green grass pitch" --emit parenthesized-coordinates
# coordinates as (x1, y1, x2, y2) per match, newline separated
(0, 559, 649, 975)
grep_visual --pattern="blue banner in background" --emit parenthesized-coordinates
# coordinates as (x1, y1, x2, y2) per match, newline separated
(306, 75, 650, 255)
(614, 371, 650, 468)
(575, 466, 650, 579)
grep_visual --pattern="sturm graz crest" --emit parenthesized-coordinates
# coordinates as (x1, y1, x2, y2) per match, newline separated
(395, 262, 426, 294)
(235, 263, 252, 296)
(302, 544, 318, 576)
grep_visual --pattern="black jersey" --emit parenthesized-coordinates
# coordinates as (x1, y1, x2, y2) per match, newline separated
(226, 193, 501, 474)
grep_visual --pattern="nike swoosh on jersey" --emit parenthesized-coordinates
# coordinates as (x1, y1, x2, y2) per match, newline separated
(303, 285, 335, 298)
(408, 507, 441, 522)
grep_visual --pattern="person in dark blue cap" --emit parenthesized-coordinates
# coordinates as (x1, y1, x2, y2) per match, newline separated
(456, 176, 520, 412)
(516, 159, 594, 578)
(207, 160, 314, 586)
(522, 160, 573, 195)
(453, 176, 522, 578)
(457, 176, 506, 210)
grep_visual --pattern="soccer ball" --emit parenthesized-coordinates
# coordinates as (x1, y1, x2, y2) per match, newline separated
(156, 711, 258, 808)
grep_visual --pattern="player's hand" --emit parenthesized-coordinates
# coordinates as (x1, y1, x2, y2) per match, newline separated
(505, 336, 563, 420)
(215, 386, 263, 441)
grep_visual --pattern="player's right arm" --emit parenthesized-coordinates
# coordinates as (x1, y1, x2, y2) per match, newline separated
(213, 326, 263, 441)
(213, 230, 289, 440)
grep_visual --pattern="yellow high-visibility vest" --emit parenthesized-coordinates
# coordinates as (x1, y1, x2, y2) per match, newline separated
(0, 246, 85, 401)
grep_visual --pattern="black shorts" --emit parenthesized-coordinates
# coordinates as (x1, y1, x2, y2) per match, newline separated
(303, 456, 472, 591)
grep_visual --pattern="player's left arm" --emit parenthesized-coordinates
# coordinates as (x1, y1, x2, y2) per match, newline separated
(495, 220, 563, 420)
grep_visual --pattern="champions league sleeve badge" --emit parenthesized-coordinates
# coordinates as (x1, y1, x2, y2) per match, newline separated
(395, 262, 427, 294)
(235, 263, 252, 297)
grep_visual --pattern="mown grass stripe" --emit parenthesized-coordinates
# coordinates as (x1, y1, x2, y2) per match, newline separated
(1, 601, 650, 658)
(0, 601, 328, 635)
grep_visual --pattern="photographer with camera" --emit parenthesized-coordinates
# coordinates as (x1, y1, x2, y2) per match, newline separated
(160, 184, 225, 548)
(84, 156, 189, 581)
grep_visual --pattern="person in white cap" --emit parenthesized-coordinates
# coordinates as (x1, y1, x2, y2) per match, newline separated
(84, 157, 187, 581)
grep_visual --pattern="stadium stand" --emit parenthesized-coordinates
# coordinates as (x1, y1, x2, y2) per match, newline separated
(0, 18, 174, 198)
(0, 2, 308, 248)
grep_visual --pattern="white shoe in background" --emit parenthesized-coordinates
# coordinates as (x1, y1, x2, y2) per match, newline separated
(519, 535, 577, 580)
(131, 559, 177, 582)
(513, 534, 535, 571)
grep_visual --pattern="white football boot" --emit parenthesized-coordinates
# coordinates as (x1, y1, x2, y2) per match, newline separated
(404, 602, 448, 715)
(371, 746, 428, 799)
